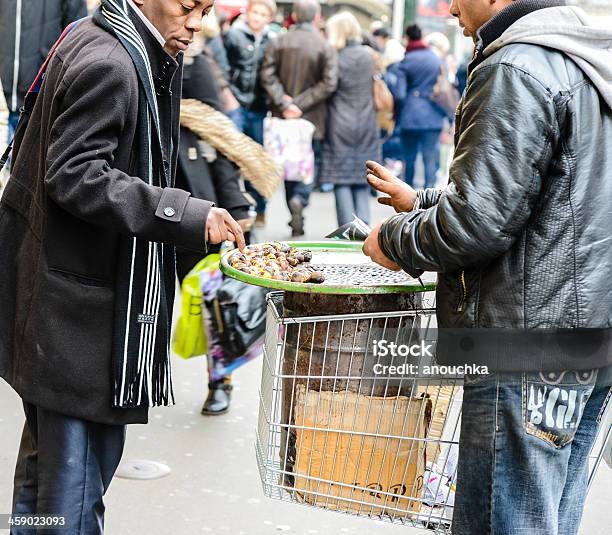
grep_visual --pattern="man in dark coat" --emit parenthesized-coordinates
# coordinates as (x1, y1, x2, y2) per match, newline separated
(0, 0, 88, 137)
(0, 0, 244, 530)
(261, 0, 338, 237)
(176, 44, 252, 415)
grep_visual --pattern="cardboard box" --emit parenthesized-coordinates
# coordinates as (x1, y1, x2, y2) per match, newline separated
(417, 385, 458, 464)
(292, 386, 431, 517)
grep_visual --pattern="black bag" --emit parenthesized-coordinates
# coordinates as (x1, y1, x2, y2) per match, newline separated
(209, 278, 269, 361)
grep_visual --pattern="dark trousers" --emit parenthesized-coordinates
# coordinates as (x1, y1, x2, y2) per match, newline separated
(12, 402, 126, 535)
(400, 129, 441, 189)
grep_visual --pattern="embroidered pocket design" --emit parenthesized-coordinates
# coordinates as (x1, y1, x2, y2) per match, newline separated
(523, 371, 597, 448)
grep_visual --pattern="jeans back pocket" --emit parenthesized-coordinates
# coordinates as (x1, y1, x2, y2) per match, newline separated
(523, 370, 598, 449)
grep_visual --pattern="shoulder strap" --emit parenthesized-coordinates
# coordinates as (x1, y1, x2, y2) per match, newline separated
(0, 18, 84, 173)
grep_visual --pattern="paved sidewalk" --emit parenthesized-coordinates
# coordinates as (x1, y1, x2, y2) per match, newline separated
(1, 188, 610, 534)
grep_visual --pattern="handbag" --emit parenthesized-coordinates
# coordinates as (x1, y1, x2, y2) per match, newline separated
(431, 64, 460, 117)
(369, 47, 395, 133)
(264, 117, 316, 184)
(209, 277, 269, 361)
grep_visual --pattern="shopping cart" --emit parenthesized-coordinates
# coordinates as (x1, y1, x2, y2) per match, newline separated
(221, 241, 612, 533)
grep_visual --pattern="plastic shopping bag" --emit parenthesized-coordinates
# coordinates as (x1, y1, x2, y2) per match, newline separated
(264, 117, 316, 184)
(172, 254, 222, 359)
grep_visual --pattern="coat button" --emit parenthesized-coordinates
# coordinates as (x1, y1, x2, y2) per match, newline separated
(163, 207, 176, 217)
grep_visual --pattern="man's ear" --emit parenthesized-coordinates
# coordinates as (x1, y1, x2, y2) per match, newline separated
(132, 0, 145, 7)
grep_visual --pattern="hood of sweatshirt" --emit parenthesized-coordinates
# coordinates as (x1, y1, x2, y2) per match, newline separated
(485, 6, 612, 108)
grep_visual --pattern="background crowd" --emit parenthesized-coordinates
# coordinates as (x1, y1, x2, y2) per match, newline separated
(1, 0, 465, 233)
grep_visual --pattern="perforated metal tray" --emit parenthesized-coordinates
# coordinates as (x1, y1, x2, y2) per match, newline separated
(220, 241, 436, 295)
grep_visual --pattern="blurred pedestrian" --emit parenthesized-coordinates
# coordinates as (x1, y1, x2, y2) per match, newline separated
(1, 1, 244, 529)
(261, 0, 338, 236)
(395, 23, 447, 188)
(224, 0, 276, 227)
(0, 0, 88, 140)
(176, 37, 253, 415)
(202, 10, 231, 79)
(322, 12, 380, 227)
(372, 26, 407, 71)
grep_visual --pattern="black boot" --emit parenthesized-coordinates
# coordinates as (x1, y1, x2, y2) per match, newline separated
(201, 379, 233, 416)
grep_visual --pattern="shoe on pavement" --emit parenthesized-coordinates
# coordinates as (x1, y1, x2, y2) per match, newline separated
(201, 379, 233, 416)
(288, 196, 305, 237)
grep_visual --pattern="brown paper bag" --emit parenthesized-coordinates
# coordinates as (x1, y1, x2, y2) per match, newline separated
(292, 386, 431, 518)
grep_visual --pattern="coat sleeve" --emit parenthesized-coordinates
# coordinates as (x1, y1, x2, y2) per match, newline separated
(379, 63, 557, 276)
(292, 45, 339, 113)
(45, 57, 213, 253)
(261, 39, 289, 111)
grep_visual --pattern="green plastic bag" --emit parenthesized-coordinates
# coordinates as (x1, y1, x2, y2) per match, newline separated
(172, 254, 221, 359)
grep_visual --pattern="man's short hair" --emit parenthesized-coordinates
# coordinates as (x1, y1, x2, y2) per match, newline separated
(249, 0, 277, 16)
(405, 23, 422, 41)
(293, 0, 320, 24)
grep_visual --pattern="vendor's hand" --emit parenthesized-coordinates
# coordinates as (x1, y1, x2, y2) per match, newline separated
(283, 104, 303, 119)
(366, 160, 417, 213)
(206, 208, 246, 251)
(363, 222, 401, 272)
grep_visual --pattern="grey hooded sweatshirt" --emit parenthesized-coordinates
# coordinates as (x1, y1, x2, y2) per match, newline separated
(485, 5, 612, 108)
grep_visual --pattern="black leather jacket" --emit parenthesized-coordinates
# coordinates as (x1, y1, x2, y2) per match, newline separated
(380, 39, 612, 371)
(224, 21, 271, 112)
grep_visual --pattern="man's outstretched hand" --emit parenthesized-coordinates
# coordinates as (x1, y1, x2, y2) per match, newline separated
(205, 208, 246, 251)
(366, 160, 417, 213)
(363, 221, 401, 272)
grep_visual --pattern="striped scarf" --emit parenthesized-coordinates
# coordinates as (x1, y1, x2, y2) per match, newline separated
(94, 0, 175, 408)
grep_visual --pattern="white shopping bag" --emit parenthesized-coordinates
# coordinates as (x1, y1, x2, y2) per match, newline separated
(264, 117, 316, 184)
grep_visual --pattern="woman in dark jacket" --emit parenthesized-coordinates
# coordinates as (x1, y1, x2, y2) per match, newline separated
(176, 42, 252, 415)
(321, 12, 381, 227)
(394, 24, 446, 188)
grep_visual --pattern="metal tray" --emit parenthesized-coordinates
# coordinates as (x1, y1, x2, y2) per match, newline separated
(220, 241, 437, 295)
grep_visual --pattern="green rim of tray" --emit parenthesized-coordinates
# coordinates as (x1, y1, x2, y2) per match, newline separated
(220, 240, 437, 295)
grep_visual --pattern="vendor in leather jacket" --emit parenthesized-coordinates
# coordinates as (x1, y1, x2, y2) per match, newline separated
(364, 1, 612, 534)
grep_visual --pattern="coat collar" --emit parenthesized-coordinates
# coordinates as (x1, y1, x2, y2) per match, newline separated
(126, 0, 165, 48)
(128, 6, 180, 96)
(470, 0, 567, 73)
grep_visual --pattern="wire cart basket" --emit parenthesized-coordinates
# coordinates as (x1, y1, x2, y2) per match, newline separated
(221, 242, 612, 533)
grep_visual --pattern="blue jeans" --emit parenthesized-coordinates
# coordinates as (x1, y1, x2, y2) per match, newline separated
(229, 107, 267, 215)
(333, 185, 371, 227)
(400, 129, 441, 189)
(454, 368, 612, 535)
(12, 403, 126, 535)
